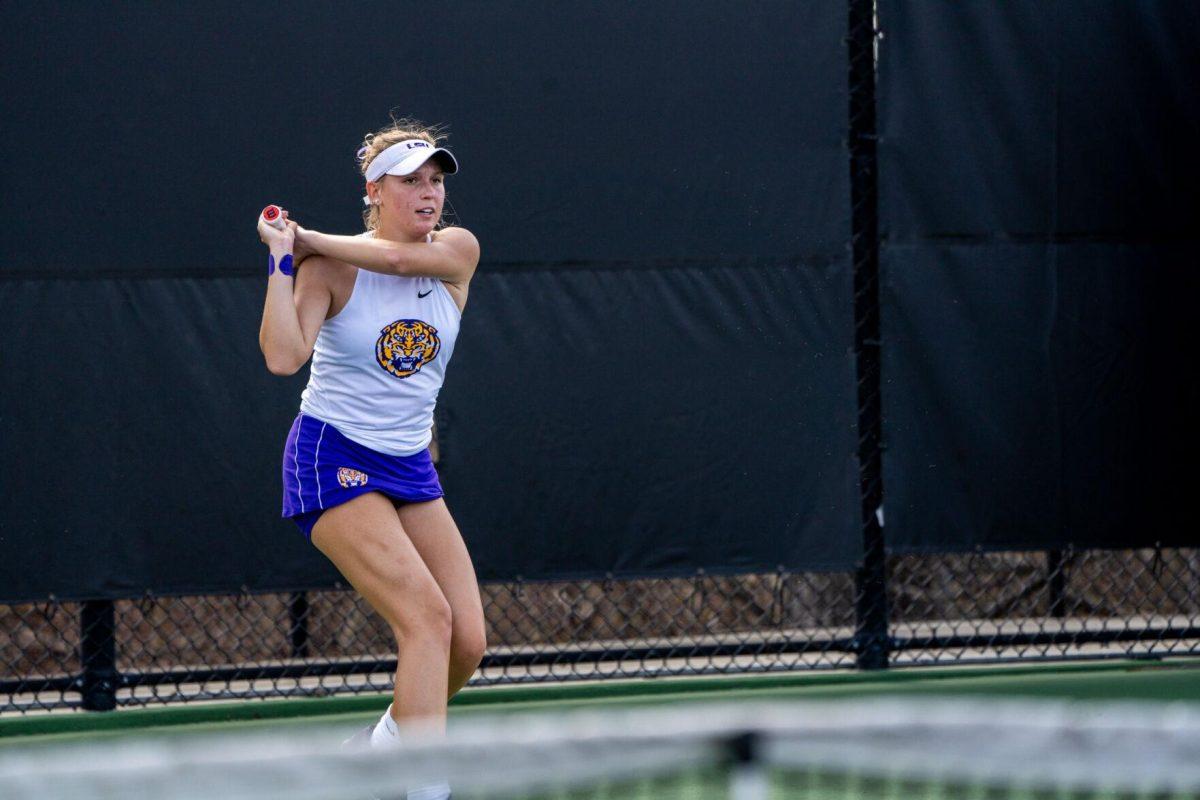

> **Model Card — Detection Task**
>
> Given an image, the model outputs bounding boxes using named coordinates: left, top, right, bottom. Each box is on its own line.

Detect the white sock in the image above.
left=370, top=705, right=451, bottom=798
left=369, top=704, right=399, bottom=749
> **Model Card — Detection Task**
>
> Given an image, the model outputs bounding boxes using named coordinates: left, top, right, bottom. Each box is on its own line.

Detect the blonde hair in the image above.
left=357, top=117, right=448, bottom=232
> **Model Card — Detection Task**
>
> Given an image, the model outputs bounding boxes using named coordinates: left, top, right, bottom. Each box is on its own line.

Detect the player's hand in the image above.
left=286, top=219, right=315, bottom=261
left=258, top=208, right=296, bottom=248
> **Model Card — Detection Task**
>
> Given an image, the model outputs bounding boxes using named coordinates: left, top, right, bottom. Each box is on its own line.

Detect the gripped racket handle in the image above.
left=260, top=204, right=285, bottom=230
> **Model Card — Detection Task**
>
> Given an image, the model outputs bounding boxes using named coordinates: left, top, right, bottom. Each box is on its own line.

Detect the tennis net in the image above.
left=2, top=697, right=1198, bottom=799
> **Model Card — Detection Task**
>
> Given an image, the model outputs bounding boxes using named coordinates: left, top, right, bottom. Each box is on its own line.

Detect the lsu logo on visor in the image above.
left=337, top=467, right=369, bottom=488
left=376, top=319, right=440, bottom=379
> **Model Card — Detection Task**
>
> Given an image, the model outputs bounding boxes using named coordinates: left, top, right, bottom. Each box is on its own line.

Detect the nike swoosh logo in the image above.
left=418, top=289, right=433, bottom=298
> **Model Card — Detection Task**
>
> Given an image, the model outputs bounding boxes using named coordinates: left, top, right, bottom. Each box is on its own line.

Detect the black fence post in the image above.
left=848, top=0, right=890, bottom=670
left=80, top=599, right=117, bottom=711
left=288, top=591, right=310, bottom=659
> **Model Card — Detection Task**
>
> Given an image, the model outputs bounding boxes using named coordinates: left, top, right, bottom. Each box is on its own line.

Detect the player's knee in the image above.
left=427, top=598, right=455, bottom=647
left=452, top=623, right=487, bottom=675
left=388, top=587, right=453, bottom=650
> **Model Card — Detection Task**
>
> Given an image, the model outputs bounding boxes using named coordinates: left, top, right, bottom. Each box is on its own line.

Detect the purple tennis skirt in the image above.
left=282, top=413, right=443, bottom=538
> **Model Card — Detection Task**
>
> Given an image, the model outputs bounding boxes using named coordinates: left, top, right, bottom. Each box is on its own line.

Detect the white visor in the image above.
left=364, top=139, right=459, bottom=182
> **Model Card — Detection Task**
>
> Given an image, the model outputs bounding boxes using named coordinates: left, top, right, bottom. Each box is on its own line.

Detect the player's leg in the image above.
left=312, top=491, right=452, bottom=726
left=398, top=497, right=487, bottom=697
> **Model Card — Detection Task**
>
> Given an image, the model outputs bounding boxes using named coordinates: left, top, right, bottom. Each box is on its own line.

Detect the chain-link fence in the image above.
left=3, top=548, right=1196, bottom=714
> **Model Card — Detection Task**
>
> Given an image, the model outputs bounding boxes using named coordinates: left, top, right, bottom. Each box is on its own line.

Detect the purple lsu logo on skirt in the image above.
left=282, top=413, right=443, bottom=538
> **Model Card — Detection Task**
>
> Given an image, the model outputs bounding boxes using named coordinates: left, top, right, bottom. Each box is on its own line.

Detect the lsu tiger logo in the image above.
left=375, top=319, right=440, bottom=379
left=337, top=467, right=369, bottom=488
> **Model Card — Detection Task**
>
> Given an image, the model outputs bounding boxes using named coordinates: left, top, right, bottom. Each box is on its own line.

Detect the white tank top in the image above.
left=299, top=240, right=461, bottom=456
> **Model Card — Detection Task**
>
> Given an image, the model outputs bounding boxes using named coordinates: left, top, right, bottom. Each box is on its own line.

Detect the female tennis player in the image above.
left=256, top=120, right=484, bottom=763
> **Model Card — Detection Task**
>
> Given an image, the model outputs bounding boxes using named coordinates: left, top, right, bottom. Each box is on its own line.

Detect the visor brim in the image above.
left=383, top=147, right=459, bottom=177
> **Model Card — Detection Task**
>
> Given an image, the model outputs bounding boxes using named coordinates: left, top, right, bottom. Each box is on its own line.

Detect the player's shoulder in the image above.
left=433, top=226, right=479, bottom=251
left=432, top=226, right=480, bottom=272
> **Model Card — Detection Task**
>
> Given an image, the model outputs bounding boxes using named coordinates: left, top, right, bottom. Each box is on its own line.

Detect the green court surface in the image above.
left=2, top=658, right=1197, bottom=746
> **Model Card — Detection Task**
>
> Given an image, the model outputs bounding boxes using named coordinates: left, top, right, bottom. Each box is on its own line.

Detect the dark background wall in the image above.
left=3, top=2, right=1195, bottom=603
left=877, top=1, right=1199, bottom=552
left=0, top=2, right=860, bottom=600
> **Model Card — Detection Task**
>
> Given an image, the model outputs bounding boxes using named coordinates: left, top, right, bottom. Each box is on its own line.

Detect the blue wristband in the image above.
left=268, top=253, right=295, bottom=277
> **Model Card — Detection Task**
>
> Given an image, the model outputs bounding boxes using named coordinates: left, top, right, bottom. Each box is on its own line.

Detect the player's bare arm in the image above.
left=293, top=225, right=479, bottom=286
left=256, top=210, right=335, bottom=376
